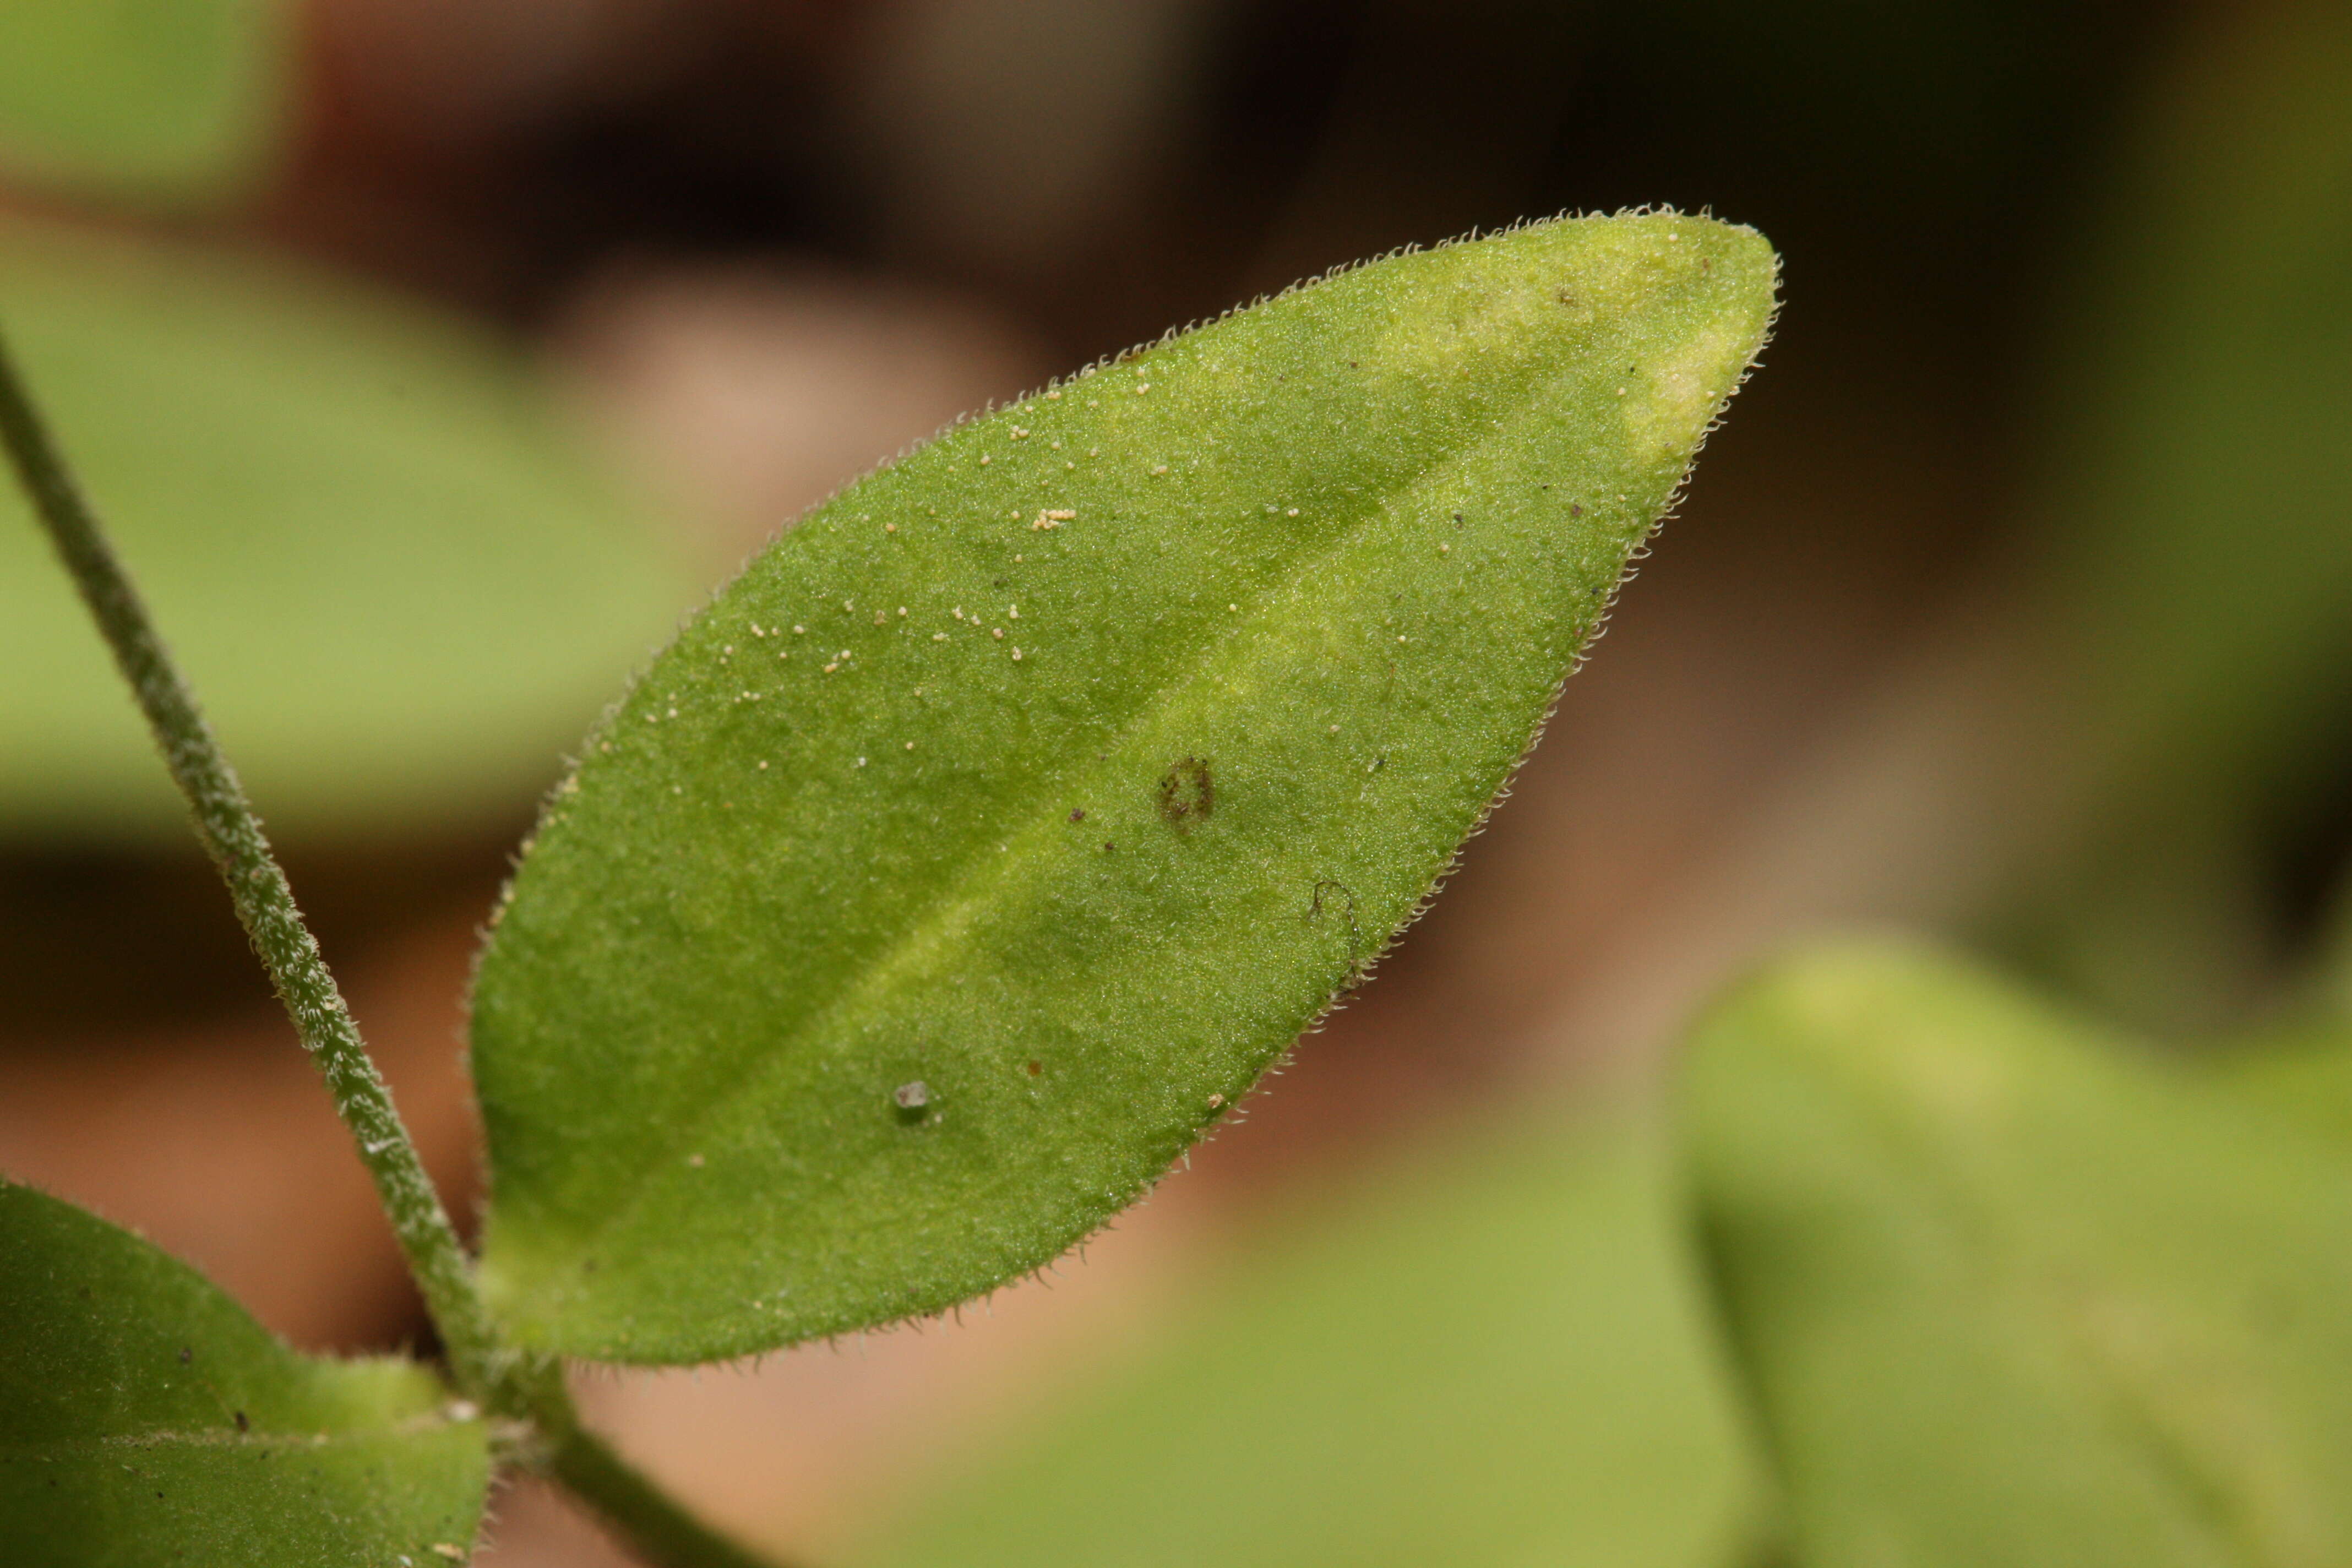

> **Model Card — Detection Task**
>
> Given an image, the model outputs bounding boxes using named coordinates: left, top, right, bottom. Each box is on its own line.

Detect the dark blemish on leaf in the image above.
left=1103, top=841, right=1115, bottom=852
left=1026, top=1060, right=1043, bottom=1076
left=1309, top=880, right=1365, bottom=956
left=234, top=1411, right=249, bottom=1433
left=1555, top=288, right=1576, bottom=306
left=1069, top=808, right=1086, bottom=822
left=1452, top=513, right=1464, bottom=527
left=1570, top=504, right=1582, bottom=517
left=1157, top=757, right=1213, bottom=831
left=178, top=1348, right=192, bottom=1365
left=894, top=1080, right=932, bottom=1113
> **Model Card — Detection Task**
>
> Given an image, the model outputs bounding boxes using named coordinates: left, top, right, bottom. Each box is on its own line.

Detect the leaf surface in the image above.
left=0, top=0, right=292, bottom=204
left=471, top=211, right=1778, bottom=1362
left=0, top=214, right=695, bottom=839
left=1686, top=942, right=2352, bottom=1567
left=0, top=1179, right=490, bottom=1566
left=854, top=1108, right=1767, bottom=1568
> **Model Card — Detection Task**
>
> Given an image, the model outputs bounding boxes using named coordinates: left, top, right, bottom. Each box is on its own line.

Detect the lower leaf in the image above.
left=0, top=1179, right=491, bottom=1567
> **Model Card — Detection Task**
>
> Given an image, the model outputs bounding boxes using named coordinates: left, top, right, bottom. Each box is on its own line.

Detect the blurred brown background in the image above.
left=13, top=0, right=2350, bottom=1560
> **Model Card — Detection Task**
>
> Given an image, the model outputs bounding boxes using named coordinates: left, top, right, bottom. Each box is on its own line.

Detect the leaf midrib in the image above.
left=496, top=329, right=1643, bottom=1322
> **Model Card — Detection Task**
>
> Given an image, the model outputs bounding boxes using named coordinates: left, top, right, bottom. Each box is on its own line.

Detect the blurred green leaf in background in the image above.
left=0, top=0, right=294, bottom=205
left=1687, top=942, right=2352, bottom=1568
left=0, top=214, right=696, bottom=841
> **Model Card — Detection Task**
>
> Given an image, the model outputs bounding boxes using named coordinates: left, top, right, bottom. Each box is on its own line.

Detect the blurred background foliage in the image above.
left=1, top=0, right=2348, bottom=1564
left=0, top=0, right=294, bottom=202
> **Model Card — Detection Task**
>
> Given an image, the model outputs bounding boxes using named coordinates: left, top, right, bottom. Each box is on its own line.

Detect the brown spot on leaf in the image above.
left=1157, top=757, right=1214, bottom=832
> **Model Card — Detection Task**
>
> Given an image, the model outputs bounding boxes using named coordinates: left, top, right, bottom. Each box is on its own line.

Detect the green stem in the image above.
left=1, top=325, right=792, bottom=1568
left=531, top=1396, right=786, bottom=1568
left=0, top=328, right=500, bottom=1394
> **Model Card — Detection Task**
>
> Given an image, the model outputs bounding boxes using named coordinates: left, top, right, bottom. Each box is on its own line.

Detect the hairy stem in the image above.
left=1, top=326, right=792, bottom=1568
left=0, top=329, right=500, bottom=1396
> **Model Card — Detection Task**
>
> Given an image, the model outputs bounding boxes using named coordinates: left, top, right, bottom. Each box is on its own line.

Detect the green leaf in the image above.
left=0, top=1178, right=490, bottom=1566
left=2208, top=1020, right=2352, bottom=1158
left=853, top=1108, right=1768, bottom=1568
left=471, top=211, right=1778, bottom=1363
left=0, top=214, right=696, bottom=839
left=1685, top=941, right=2352, bottom=1567
left=0, top=0, right=293, bottom=205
